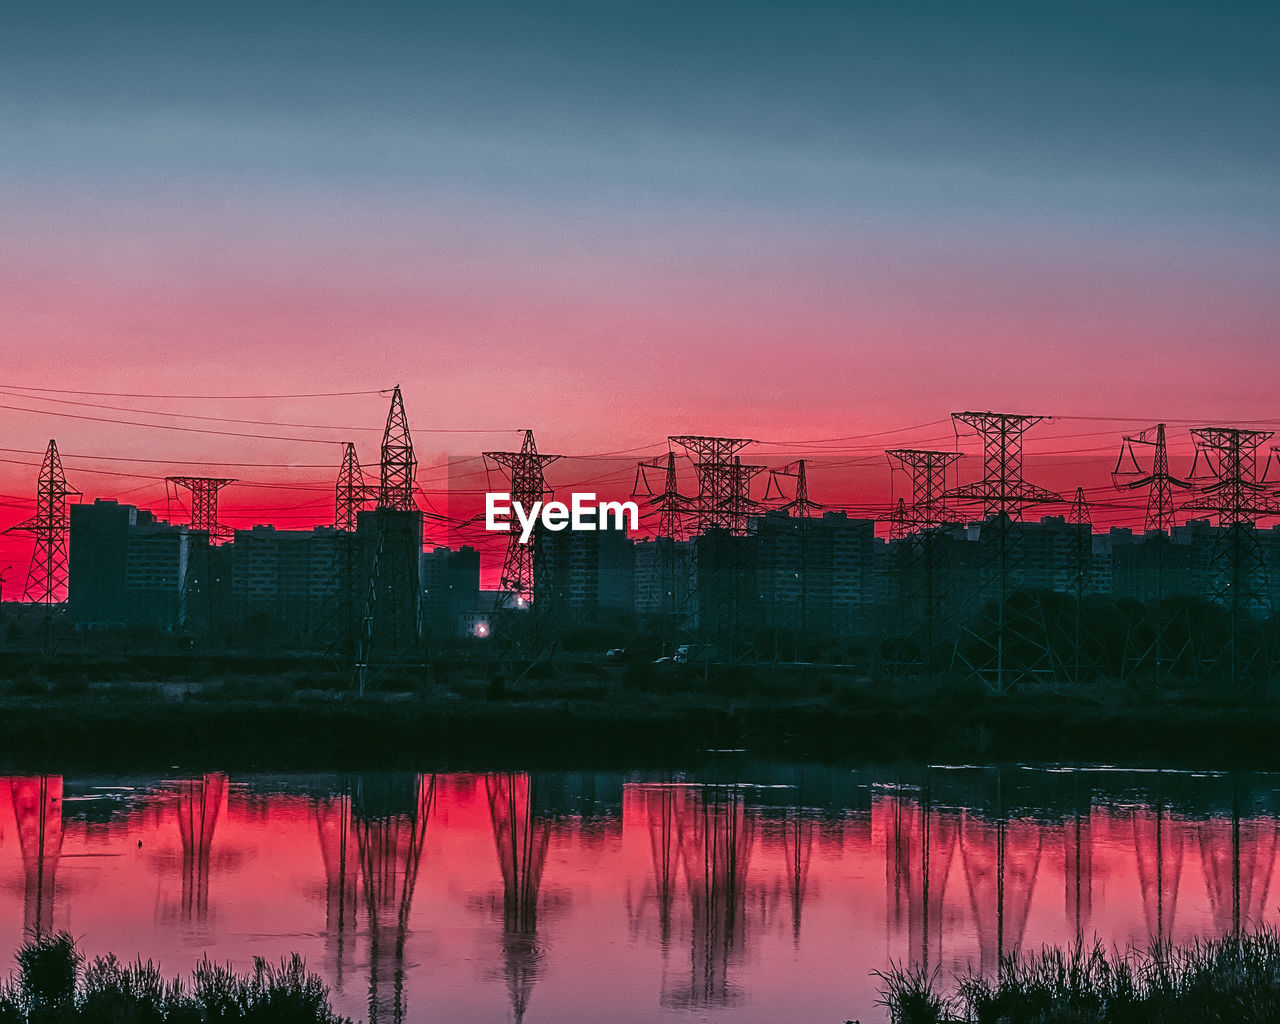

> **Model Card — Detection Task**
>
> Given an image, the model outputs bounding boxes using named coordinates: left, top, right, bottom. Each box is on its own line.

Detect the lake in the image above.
left=1, top=759, right=1277, bottom=1023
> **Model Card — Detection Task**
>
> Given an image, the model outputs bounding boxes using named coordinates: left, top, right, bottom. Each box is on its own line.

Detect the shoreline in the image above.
left=0, top=669, right=1278, bottom=771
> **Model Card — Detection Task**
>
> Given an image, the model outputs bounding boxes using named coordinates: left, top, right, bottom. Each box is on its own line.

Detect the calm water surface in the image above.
left=2, top=761, right=1278, bottom=1023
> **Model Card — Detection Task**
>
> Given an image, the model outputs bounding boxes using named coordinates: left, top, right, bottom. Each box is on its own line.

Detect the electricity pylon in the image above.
left=634, top=449, right=689, bottom=652
left=670, top=436, right=764, bottom=664
left=483, top=430, right=562, bottom=677
left=945, top=412, right=1061, bottom=693
left=6, top=440, right=80, bottom=605
left=1182, top=427, right=1280, bottom=689
left=883, top=449, right=963, bottom=682
left=1112, top=424, right=1191, bottom=681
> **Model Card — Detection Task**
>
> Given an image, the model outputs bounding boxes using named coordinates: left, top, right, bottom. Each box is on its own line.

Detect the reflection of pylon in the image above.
left=6, top=441, right=80, bottom=605
left=354, top=774, right=435, bottom=1024
left=883, top=450, right=963, bottom=679
left=314, top=792, right=360, bottom=991
left=959, top=811, right=1043, bottom=975
left=664, top=786, right=755, bottom=1010
left=1133, top=791, right=1183, bottom=942
left=1113, top=424, right=1192, bottom=681
left=1195, top=786, right=1279, bottom=937
left=10, top=776, right=63, bottom=935
left=1183, top=427, right=1280, bottom=688
left=946, top=412, right=1061, bottom=693
left=1062, top=783, right=1092, bottom=938
left=486, top=773, right=551, bottom=1024
left=876, top=787, right=956, bottom=971
left=175, top=773, right=227, bottom=925
left=782, top=808, right=813, bottom=946
left=641, top=784, right=684, bottom=948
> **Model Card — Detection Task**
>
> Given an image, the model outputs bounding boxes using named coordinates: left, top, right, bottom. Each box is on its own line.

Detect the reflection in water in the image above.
left=10, top=776, right=62, bottom=935
left=314, top=790, right=359, bottom=988
left=666, top=785, right=758, bottom=1010
left=353, top=774, right=435, bottom=1024
left=782, top=803, right=813, bottom=946
left=174, top=773, right=226, bottom=926
left=486, top=773, right=550, bottom=1024
left=2, top=766, right=1280, bottom=1023
left=1133, top=785, right=1183, bottom=942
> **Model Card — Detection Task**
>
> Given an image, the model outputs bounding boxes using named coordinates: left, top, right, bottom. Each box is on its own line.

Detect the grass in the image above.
left=0, top=931, right=352, bottom=1023
left=875, top=927, right=1280, bottom=1023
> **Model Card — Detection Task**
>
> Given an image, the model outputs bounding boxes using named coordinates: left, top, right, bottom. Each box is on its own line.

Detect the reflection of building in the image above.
left=353, top=773, right=435, bottom=1024
left=487, top=773, right=550, bottom=1024
left=9, top=776, right=63, bottom=934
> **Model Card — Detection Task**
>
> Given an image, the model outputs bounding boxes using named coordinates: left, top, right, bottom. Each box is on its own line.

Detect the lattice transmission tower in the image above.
left=634, top=449, right=690, bottom=650
left=1112, top=423, right=1191, bottom=680
left=6, top=440, right=80, bottom=605
left=944, top=412, right=1061, bottom=693
left=377, top=386, right=417, bottom=512
left=335, top=442, right=376, bottom=533
left=166, top=477, right=236, bottom=538
left=762, top=460, right=825, bottom=658
left=1065, top=487, right=1097, bottom=685
left=357, top=388, right=424, bottom=691
left=483, top=430, right=563, bottom=681
left=484, top=430, right=562, bottom=609
left=328, top=442, right=377, bottom=668
left=166, top=476, right=235, bottom=637
left=1182, top=427, right=1280, bottom=689
left=882, top=449, right=963, bottom=681
left=670, top=436, right=763, bottom=662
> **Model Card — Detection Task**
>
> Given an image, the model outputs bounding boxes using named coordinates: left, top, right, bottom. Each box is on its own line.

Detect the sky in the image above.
left=0, top=1, right=1278, bottom=574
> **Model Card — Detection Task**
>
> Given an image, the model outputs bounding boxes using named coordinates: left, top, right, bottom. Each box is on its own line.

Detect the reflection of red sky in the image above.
left=0, top=776, right=1272, bottom=1022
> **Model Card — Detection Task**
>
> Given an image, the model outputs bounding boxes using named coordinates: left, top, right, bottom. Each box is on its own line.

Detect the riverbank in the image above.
left=0, top=931, right=350, bottom=1023
left=1, top=660, right=1279, bottom=770
left=875, top=927, right=1280, bottom=1024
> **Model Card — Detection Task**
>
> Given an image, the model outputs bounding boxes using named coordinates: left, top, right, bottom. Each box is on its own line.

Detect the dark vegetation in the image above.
left=4, top=588, right=1280, bottom=771
left=0, top=931, right=350, bottom=1023
left=1, top=646, right=1280, bottom=771
left=875, top=928, right=1280, bottom=1024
